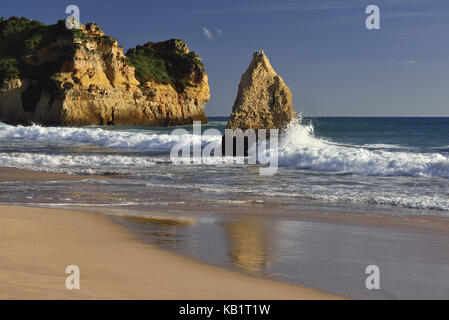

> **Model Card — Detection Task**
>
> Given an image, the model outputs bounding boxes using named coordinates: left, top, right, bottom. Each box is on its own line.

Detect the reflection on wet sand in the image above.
left=122, top=215, right=194, bottom=247
left=110, top=211, right=449, bottom=299
left=221, top=216, right=274, bottom=274
left=114, top=213, right=276, bottom=275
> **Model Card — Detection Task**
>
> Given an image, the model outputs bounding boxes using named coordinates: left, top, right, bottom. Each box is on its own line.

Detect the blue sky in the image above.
left=3, top=0, right=449, bottom=116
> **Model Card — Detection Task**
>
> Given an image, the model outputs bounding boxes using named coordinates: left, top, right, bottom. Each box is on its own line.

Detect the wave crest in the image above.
left=277, top=120, right=449, bottom=178
left=2, top=121, right=449, bottom=179
left=0, top=124, right=221, bottom=151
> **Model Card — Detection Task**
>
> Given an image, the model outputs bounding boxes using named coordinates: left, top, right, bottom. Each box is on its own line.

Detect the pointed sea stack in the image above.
left=222, top=51, right=297, bottom=155
left=227, top=50, right=296, bottom=131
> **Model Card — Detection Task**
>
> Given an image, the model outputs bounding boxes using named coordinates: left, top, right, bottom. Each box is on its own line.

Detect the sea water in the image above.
left=1, top=117, right=449, bottom=299
left=1, top=117, right=449, bottom=214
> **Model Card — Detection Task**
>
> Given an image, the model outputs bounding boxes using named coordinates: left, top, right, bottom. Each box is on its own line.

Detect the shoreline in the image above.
left=0, top=167, right=129, bottom=182
left=0, top=205, right=341, bottom=299
left=2, top=167, right=449, bottom=299
left=2, top=166, right=449, bottom=234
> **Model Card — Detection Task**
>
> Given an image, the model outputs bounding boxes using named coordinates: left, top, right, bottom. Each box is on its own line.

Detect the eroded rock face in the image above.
left=0, top=18, right=209, bottom=126
left=227, top=51, right=296, bottom=131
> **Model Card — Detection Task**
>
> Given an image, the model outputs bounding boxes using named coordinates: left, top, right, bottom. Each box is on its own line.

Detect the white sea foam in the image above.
left=2, top=121, right=449, bottom=179
left=2, top=121, right=449, bottom=213
left=276, top=121, right=449, bottom=178
left=361, top=143, right=408, bottom=150
left=0, top=124, right=221, bottom=151
left=0, top=152, right=159, bottom=174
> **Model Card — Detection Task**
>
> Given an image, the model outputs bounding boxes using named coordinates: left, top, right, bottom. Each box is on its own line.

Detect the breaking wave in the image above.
left=1, top=121, right=449, bottom=179
left=0, top=123, right=221, bottom=151
left=0, top=152, right=160, bottom=175
left=277, top=121, right=449, bottom=178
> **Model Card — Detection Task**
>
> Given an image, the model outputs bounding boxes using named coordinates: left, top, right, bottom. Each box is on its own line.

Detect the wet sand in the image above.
left=0, top=205, right=340, bottom=300
left=0, top=167, right=127, bottom=182
left=2, top=166, right=449, bottom=233
left=1, top=167, right=448, bottom=299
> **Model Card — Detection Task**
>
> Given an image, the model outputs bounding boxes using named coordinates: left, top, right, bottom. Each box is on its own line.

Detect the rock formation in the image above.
left=226, top=50, right=296, bottom=131
left=222, top=51, right=297, bottom=156
left=0, top=17, right=209, bottom=126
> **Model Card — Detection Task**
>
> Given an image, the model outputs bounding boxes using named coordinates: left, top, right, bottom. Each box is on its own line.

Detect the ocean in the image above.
left=1, top=116, right=449, bottom=299
left=1, top=117, right=449, bottom=214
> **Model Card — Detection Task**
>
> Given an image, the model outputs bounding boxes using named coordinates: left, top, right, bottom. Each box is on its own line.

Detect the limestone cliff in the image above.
left=0, top=17, right=209, bottom=126
left=227, top=50, right=296, bottom=131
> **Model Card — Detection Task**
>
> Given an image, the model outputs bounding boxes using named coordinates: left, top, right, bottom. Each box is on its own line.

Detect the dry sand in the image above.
left=0, top=205, right=341, bottom=300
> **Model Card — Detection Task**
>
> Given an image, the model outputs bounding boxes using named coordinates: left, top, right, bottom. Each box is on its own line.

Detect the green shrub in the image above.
left=126, top=46, right=171, bottom=84
left=0, top=17, right=206, bottom=96
left=126, top=39, right=205, bottom=92
left=0, top=58, right=20, bottom=80
left=0, top=17, right=68, bottom=82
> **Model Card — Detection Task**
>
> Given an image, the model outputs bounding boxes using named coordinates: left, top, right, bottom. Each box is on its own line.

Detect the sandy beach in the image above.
left=1, top=167, right=449, bottom=299
left=0, top=204, right=340, bottom=300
